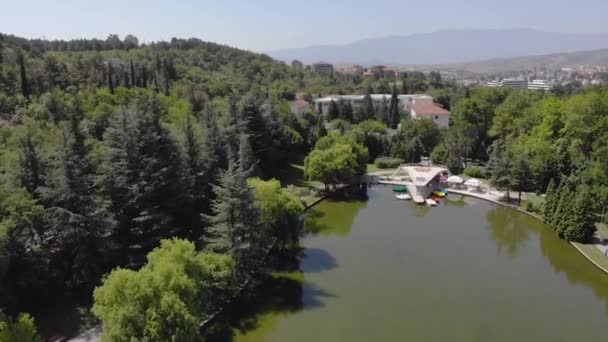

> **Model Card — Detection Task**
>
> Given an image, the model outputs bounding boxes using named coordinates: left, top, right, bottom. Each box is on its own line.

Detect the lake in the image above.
left=218, top=186, right=608, bottom=342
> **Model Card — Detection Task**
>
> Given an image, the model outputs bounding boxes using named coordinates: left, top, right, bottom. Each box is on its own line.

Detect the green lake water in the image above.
left=221, top=186, right=608, bottom=341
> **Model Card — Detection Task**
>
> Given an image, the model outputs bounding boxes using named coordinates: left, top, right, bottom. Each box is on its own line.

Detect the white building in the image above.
left=314, top=94, right=433, bottom=115
left=528, top=79, right=551, bottom=91
left=500, top=77, right=528, bottom=89
left=410, top=100, right=451, bottom=128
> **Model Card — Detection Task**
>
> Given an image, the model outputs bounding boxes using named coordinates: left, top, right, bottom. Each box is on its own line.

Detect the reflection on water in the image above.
left=486, top=205, right=608, bottom=316
left=486, top=206, right=531, bottom=257
left=302, top=199, right=367, bottom=236
left=443, top=194, right=468, bottom=207
left=209, top=187, right=608, bottom=342
left=206, top=248, right=336, bottom=342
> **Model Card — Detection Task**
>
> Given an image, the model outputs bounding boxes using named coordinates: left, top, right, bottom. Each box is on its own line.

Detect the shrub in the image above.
left=524, top=201, right=540, bottom=213
left=374, top=157, right=404, bottom=169
left=0, top=313, right=42, bottom=342
left=463, top=166, right=484, bottom=178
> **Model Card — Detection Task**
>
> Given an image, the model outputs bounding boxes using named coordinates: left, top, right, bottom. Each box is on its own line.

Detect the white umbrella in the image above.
left=464, top=178, right=482, bottom=187
left=447, top=175, right=464, bottom=184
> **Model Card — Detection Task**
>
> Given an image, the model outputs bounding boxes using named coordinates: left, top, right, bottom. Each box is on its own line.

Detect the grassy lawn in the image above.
left=572, top=242, right=608, bottom=272
left=366, top=164, right=396, bottom=174
left=595, top=223, right=608, bottom=240
left=524, top=193, right=545, bottom=207
left=279, top=160, right=324, bottom=207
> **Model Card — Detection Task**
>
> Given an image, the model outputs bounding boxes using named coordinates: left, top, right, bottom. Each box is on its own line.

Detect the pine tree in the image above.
left=376, top=96, right=389, bottom=124
left=511, top=152, right=533, bottom=204
left=130, top=97, right=192, bottom=247
left=103, top=97, right=192, bottom=266
left=543, top=179, right=557, bottom=222
left=202, top=105, right=227, bottom=181
left=19, top=133, right=46, bottom=198
left=102, top=108, right=139, bottom=264
left=107, top=61, right=114, bottom=94
left=400, top=75, right=409, bottom=94
left=141, top=64, right=147, bottom=87
left=44, top=106, right=114, bottom=291
left=355, top=90, right=375, bottom=123
left=182, top=113, right=206, bottom=238
left=238, top=133, right=258, bottom=176
left=316, top=113, right=327, bottom=140
left=564, top=191, right=596, bottom=242
left=554, top=185, right=574, bottom=237
left=327, top=100, right=339, bottom=121
left=153, top=73, right=160, bottom=93
left=388, top=84, right=400, bottom=128
left=17, top=51, right=28, bottom=99
left=204, top=159, right=262, bottom=281
left=129, top=60, right=136, bottom=87
left=489, top=141, right=513, bottom=202
left=339, top=100, right=353, bottom=122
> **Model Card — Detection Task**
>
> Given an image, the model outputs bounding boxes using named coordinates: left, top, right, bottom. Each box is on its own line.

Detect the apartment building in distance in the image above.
left=486, top=77, right=552, bottom=91
left=314, top=94, right=432, bottom=115
left=527, top=79, right=551, bottom=91
left=312, top=62, right=334, bottom=76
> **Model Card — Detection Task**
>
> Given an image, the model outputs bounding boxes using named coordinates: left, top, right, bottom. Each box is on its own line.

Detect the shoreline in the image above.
left=375, top=180, right=608, bottom=275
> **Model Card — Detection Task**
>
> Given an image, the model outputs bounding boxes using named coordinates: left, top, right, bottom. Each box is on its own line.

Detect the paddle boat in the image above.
left=395, top=193, right=412, bottom=200
left=393, top=185, right=408, bottom=193
left=426, top=198, right=437, bottom=206
left=432, top=189, right=448, bottom=198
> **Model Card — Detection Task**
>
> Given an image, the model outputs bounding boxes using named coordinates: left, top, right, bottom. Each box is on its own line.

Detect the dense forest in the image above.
left=0, top=32, right=607, bottom=341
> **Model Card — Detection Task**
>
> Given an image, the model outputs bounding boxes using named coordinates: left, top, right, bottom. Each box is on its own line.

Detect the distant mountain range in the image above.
left=267, top=29, right=608, bottom=66
left=435, top=48, right=608, bottom=74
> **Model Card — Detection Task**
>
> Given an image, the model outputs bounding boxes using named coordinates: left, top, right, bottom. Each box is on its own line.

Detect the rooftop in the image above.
left=411, top=101, right=451, bottom=116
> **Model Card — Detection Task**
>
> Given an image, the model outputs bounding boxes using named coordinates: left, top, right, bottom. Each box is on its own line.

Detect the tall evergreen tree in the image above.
left=181, top=113, right=206, bottom=239
left=238, top=133, right=258, bottom=176
left=327, top=100, right=339, bottom=121
left=19, top=133, right=46, bottom=198
left=376, top=96, right=389, bottom=123
left=107, top=62, right=114, bottom=94
left=489, top=141, right=513, bottom=201
left=17, top=51, right=28, bottom=99
left=554, top=185, right=575, bottom=238
left=355, top=89, right=375, bottom=123
left=204, top=159, right=262, bottom=281
left=339, top=100, right=353, bottom=122
left=543, top=179, right=558, bottom=223
left=400, top=74, right=409, bottom=94
left=103, top=97, right=192, bottom=266
left=102, top=107, right=139, bottom=264
left=388, top=84, right=400, bottom=128
left=43, top=105, right=114, bottom=291
left=511, top=152, right=534, bottom=204
left=141, top=64, right=147, bottom=87
left=129, top=60, right=136, bottom=87
left=564, top=191, right=596, bottom=242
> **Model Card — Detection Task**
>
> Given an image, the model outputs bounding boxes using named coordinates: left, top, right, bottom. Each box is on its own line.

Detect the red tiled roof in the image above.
left=412, top=101, right=451, bottom=116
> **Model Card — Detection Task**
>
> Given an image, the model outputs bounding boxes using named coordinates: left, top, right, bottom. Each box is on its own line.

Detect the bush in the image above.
left=524, top=201, right=540, bottom=213
left=0, top=313, right=42, bottom=342
left=374, top=157, right=404, bottom=169
left=463, top=166, right=484, bottom=178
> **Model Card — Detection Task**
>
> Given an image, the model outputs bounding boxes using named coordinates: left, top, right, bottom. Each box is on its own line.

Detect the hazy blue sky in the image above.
left=1, top=0, right=607, bottom=51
